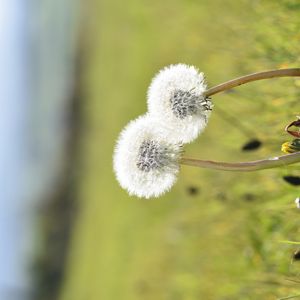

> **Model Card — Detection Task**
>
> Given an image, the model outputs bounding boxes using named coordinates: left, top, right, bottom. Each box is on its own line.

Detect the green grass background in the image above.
left=60, top=0, right=300, bottom=299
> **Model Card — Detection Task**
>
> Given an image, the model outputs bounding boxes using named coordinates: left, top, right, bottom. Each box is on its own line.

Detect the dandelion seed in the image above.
left=113, top=115, right=182, bottom=199
left=295, top=197, right=300, bottom=209
left=147, top=64, right=212, bottom=143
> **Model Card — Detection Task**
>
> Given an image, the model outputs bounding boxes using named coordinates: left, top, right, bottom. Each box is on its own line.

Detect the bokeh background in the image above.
left=1, top=1, right=300, bottom=299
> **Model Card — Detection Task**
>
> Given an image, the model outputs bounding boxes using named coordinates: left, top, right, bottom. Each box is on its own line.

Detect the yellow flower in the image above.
left=281, top=139, right=300, bottom=154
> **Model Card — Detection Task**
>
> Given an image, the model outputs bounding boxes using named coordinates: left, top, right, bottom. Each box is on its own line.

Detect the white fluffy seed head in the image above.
left=113, top=115, right=182, bottom=199
left=147, top=64, right=213, bottom=143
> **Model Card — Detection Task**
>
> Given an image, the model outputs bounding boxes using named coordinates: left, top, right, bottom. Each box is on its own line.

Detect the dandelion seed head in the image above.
left=113, top=115, right=182, bottom=199
left=137, top=140, right=169, bottom=172
left=147, top=64, right=212, bottom=143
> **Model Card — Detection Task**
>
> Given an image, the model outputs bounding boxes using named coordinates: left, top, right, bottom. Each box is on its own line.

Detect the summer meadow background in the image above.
left=2, top=1, right=300, bottom=299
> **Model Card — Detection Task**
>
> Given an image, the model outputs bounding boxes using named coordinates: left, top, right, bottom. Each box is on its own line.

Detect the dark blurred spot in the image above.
left=216, top=192, right=227, bottom=202
left=283, top=176, right=300, bottom=186
left=186, top=186, right=199, bottom=196
left=243, top=193, right=256, bottom=202
left=241, top=139, right=262, bottom=151
left=135, top=280, right=150, bottom=294
left=293, top=249, right=300, bottom=260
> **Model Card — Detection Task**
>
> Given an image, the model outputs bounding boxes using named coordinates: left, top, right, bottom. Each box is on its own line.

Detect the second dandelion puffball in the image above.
left=147, top=64, right=212, bottom=143
left=113, top=115, right=182, bottom=198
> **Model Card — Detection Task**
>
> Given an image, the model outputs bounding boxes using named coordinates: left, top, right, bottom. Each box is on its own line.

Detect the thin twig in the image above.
left=180, top=152, right=300, bottom=172
left=205, top=68, right=300, bottom=97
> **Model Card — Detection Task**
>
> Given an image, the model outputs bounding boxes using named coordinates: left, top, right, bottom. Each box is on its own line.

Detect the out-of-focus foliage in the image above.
left=59, top=0, right=300, bottom=299
left=253, top=0, right=300, bottom=67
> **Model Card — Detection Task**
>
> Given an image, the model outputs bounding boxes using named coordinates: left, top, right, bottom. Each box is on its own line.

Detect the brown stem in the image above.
left=205, top=68, right=300, bottom=97
left=180, top=152, right=300, bottom=172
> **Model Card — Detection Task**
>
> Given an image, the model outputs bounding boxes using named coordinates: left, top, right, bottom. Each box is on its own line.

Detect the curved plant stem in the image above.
left=183, top=68, right=300, bottom=171
left=205, top=68, right=300, bottom=97
left=180, top=152, right=300, bottom=172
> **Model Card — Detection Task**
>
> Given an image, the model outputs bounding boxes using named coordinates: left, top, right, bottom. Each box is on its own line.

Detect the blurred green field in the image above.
left=60, top=0, right=300, bottom=299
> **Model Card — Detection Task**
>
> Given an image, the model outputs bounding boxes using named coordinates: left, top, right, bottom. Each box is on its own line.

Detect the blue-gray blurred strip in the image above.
left=0, top=0, right=80, bottom=299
